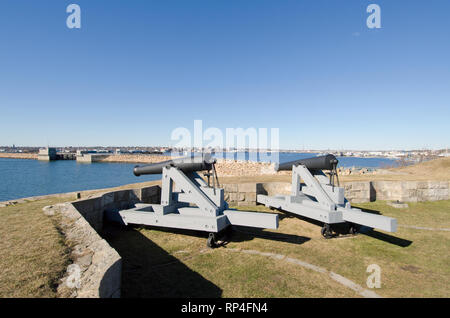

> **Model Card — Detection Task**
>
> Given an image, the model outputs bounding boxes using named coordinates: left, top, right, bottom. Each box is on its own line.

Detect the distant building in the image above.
left=38, top=147, right=57, bottom=161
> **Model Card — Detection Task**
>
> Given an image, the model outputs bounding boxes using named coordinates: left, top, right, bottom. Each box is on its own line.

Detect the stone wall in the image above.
left=371, top=181, right=449, bottom=202
left=224, top=182, right=292, bottom=206
left=342, top=182, right=375, bottom=203
left=327, top=181, right=449, bottom=203
left=224, top=180, right=450, bottom=205
left=43, top=202, right=122, bottom=298
left=343, top=181, right=449, bottom=203
left=222, top=183, right=258, bottom=206
left=70, top=186, right=160, bottom=231
left=43, top=185, right=161, bottom=298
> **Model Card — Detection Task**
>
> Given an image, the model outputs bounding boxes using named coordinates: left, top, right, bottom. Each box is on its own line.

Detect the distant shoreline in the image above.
left=0, top=152, right=399, bottom=162
left=0, top=153, right=37, bottom=160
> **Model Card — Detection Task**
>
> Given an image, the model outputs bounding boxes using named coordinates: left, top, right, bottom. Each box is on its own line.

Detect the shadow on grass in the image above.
left=101, top=222, right=222, bottom=298
left=272, top=208, right=412, bottom=247
left=356, top=207, right=382, bottom=215
left=356, top=207, right=413, bottom=247
left=359, top=227, right=413, bottom=247
left=119, top=222, right=311, bottom=247
left=229, top=226, right=311, bottom=245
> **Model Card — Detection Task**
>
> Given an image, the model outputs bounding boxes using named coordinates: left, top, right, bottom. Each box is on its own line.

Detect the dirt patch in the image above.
left=401, top=265, right=421, bottom=274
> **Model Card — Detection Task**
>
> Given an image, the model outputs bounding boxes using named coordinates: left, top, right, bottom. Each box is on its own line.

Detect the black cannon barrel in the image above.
left=275, top=154, right=338, bottom=171
left=133, top=154, right=216, bottom=176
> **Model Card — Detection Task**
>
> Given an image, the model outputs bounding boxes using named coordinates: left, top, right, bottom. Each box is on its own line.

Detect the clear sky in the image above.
left=0, top=0, right=449, bottom=150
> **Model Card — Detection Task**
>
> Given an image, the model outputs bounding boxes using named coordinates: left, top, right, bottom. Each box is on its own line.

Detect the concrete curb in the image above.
left=226, top=248, right=381, bottom=298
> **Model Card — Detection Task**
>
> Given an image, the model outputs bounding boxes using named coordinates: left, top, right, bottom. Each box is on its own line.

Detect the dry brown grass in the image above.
left=219, top=157, right=450, bottom=183
left=0, top=196, right=76, bottom=297
left=339, top=158, right=450, bottom=182
left=386, top=157, right=450, bottom=179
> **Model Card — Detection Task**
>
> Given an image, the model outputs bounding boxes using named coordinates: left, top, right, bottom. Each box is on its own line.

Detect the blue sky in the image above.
left=0, top=0, right=449, bottom=150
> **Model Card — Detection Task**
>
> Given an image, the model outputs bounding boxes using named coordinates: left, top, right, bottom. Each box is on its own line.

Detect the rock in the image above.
left=387, top=201, right=408, bottom=209
left=359, top=168, right=369, bottom=174
left=43, top=205, right=55, bottom=216
left=76, top=253, right=93, bottom=269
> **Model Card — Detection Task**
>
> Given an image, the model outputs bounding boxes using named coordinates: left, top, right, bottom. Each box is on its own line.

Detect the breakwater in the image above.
left=0, top=153, right=36, bottom=159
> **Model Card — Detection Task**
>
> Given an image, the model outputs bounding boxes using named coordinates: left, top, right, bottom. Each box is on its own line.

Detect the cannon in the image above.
left=275, top=154, right=338, bottom=171
left=114, top=154, right=279, bottom=247
left=133, top=155, right=215, bottom=176
left=257, top=155, right=397, bottom=238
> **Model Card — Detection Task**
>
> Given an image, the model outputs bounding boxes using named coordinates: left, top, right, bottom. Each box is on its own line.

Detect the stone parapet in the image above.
left=42, top=185, right=161, bottom=298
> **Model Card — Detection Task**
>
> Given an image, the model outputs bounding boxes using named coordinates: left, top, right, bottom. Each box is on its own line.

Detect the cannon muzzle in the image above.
left=133, top=154, right=216, bottom=176
left=275, top=154, right=338, bottom=171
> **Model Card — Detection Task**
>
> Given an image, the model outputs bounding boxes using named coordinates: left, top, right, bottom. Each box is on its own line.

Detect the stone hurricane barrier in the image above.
left=98, top=156, right=379, bottom=177
left=0, top=153, right=37, bottom=159
left=98, top=156, right=289, bottom=177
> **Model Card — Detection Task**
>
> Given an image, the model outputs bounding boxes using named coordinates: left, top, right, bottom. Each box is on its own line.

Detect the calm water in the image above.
left=0, top=159, right=160, bottom=202
left=0, top=153, right=397, bottom=202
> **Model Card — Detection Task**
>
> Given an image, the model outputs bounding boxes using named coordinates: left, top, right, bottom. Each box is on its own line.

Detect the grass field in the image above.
left=0, top=196, right=75, bottom=297
left=0, top=187, right=448, bottom=297
left=102, top=200, right=450, bottom=298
